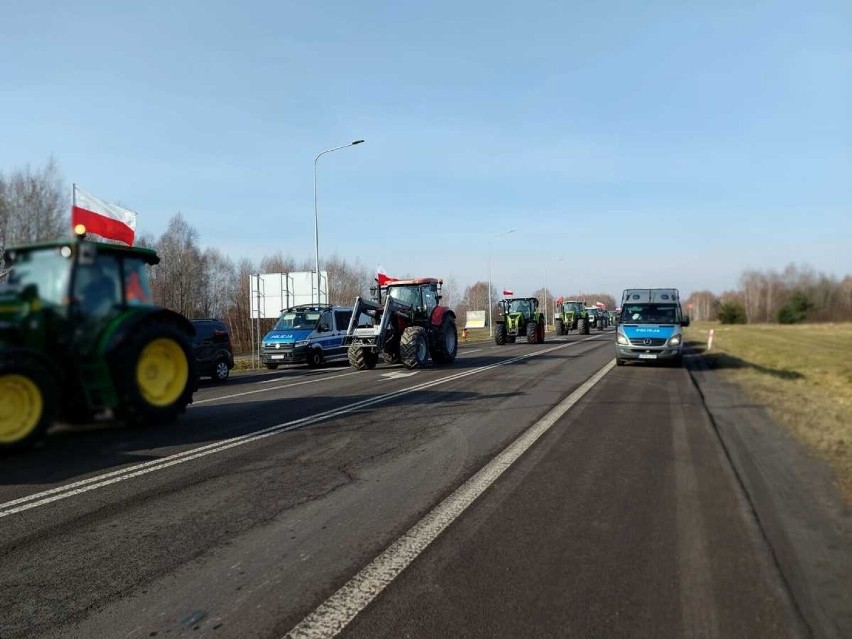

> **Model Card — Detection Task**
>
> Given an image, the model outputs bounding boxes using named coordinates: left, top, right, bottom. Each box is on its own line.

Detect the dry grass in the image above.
left=686, top=322, right=852, bottom=500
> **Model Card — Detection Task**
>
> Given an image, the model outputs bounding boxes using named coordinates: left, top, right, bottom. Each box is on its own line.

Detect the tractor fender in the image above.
left=430, top=306, right=455, bottom=327
left=97, top=308, right=196, bottom=358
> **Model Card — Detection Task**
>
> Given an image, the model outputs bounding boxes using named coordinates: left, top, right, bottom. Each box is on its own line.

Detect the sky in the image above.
left=1, top=0, right=850, bottom=302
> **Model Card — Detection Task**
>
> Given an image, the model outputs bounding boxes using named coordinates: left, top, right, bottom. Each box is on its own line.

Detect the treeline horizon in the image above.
left=2, top=159, right=850, bottom=350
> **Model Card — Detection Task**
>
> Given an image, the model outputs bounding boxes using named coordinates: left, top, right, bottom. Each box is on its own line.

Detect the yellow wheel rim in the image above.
left=135, top=338, right=189, bottom=407
left=0, top=374, right=44, bottom=444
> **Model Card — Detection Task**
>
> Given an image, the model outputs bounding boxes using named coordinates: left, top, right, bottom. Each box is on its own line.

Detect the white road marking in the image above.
left=284, top=359, right=616, bottom=639
left=0, top=336, right=604, bottom=519
left=460, top=348, right=482, bottom=354
left=193, top=371, right=363, bottom=404
left=380, top=371, right=419, bottom=380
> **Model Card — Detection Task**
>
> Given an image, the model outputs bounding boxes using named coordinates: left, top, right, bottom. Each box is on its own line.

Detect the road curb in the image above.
left=685, top=352, right=852, bottom=639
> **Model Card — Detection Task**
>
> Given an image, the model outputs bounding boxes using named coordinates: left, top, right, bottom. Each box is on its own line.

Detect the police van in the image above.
left=261, top=305, right=354, bottom=369
left=615, top=289, right=690, bottom=366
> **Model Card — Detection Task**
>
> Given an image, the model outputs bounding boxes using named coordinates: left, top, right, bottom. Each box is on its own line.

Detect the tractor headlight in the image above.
left=616, top=333, right=629, bottom=345
left=668, top=334, right=682, bottom=346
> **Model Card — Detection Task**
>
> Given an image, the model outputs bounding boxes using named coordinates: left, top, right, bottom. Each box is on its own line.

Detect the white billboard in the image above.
left=465, top=310, right=486, bottom=328
left=250, top=271, right=328, bottom=319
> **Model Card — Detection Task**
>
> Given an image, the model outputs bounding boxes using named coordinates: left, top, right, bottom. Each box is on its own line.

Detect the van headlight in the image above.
left=668, top=334, right=682, bottom=346
left=296, top=340, right=310, bottom=347
left=616, top=333, right=629, bottom=345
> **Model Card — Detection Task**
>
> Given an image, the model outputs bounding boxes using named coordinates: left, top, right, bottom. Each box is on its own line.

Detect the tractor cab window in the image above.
left=507, top=299, right=531, bottom=315
left=73, top=254, right=122, bottom=315
left=5, top=247, right=71, bottom=306
left=389, top=285, right=422, bottom=310
left=123, top=258, right=153, bottom=305
left=422, top=286, right=438, bottom=312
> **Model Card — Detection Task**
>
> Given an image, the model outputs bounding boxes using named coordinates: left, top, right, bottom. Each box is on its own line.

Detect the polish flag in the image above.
left=502, top=289, right=514, bottom=296
left=72, top=185, right=137, bottom=246
left=377, top=266, right=398, bottom=286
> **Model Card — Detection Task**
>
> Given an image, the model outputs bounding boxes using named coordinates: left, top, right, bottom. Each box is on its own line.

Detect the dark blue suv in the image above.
left=191, top=319, right=235, bottom=382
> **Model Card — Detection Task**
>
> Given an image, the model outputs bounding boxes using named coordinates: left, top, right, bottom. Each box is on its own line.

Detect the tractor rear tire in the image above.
left=349, top=345, right=378, bottom=370
left=401, top=326, right=429, bottom=369
left=494, top=324, right=507, bottom=345
left=578, top=318, right=589, bottom=335
left=0, top=361, right=55, bottom=452
left=112, top=321, right=196, bottom=427
left=554, top=319, right=564, bottom=336
left=526, top=320, right=539, bottom=344
left=431, top=315, right=458, bottom=364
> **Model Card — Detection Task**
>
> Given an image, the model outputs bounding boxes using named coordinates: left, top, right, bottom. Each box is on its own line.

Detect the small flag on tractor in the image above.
left=72, top=185, right=137, bottom=246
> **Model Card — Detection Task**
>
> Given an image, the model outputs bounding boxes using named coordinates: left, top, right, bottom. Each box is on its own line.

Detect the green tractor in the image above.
left=0, top=227, right=197, bottom=452
left=494, top=297, right=545, bottom=345
left=553, top=299, right=590, bottom=335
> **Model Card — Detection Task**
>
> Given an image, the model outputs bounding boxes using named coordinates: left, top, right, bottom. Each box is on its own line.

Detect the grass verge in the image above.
left=685, top=321, right=852, bottom=501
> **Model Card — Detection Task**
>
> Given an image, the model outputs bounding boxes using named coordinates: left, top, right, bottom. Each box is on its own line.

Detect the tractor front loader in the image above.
left=494, top=297, right=545, bottom=345
left=343, top=278, right=457, bottom=370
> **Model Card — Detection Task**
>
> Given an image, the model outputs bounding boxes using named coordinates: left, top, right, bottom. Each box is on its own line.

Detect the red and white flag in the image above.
left=502, top=289, right=514, bottom=296
left=376, top=266, right=398, bottom=287
left=72, top=185, right=137, bottom=246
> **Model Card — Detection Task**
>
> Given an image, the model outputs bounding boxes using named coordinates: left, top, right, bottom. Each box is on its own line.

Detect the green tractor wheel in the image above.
left=112, top=322, right=195, bottom=426
left=554, top=318, right=564, bottom=336
left=578, top=318, right=589, bottom=335
left=431, top=315, right=458, bottom=364
left=401, top=326, right=429, bottom=369
left=0, top=362, right=55, bottom=451
left=349, top=344, right=378, bottom=370
left=494, top=323, right=507, bottom=345
left=526, top=320, right=539, bottom=344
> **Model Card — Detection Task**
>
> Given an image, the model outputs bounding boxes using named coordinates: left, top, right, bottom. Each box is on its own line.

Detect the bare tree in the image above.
left=151, top=213, right=205, bottom=318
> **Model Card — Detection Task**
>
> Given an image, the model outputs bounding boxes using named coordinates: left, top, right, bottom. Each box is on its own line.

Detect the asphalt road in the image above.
left=0, top=329, right=806, bottom=638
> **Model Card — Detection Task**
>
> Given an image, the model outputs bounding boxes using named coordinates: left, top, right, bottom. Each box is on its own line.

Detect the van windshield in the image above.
left=621, top=303, right=681, bottom=324
left=274, top=310, right=322, bottom=330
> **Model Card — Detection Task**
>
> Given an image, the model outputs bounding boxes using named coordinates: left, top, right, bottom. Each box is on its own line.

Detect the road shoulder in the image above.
left=686, top=352, right=852, bottom=639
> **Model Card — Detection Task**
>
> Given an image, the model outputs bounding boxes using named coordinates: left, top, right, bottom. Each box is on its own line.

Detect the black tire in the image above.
left=212, top=358, right=230, bottom=382
left=554, top=319, right=564, bottom=336
left=306, top=348, right=324, bottom=369
left=348, top=344, right=378, bottom=370
left=400, top=326, right=429, bottom=369
left=265, top=363, right=279, bottom=370
left=670, top=354, right=683, bottom=368
left=598, top=319, right=605, bottom=331
left=111, top=321, right=196, bottom=427
left=0, top=360, right=55, bottom=452
left=382, top=349, right=401, bottom=365
left=578, top=318, right=589, bottom=335
left=616, top=357, right=625, bottom=366
left=526, top=320, right=538, bottom=344
left=494, top=323, right=506, bottom=345
left=431, top=314, right=458, bottom=364
left=507, top=335, right=517, bottom=343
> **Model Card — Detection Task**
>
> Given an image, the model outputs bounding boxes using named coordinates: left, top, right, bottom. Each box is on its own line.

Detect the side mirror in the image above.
left=682, top=316, right=690, bottom=327
left=318, top=322, right=330, bottom=332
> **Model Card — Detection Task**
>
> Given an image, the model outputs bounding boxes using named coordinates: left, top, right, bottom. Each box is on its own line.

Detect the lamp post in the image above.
left=488, top=228, right=517, bottom=337
left=544, top=257, right=566, bottom=327
left=313, top=139, right=364, bottom=303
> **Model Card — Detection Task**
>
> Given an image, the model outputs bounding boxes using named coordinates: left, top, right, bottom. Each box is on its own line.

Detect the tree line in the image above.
left=3, top=159, right=850, bottom=345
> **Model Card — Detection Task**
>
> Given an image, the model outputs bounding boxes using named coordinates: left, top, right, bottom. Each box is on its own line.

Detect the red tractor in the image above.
left=343, top=278, right=457, bottom=370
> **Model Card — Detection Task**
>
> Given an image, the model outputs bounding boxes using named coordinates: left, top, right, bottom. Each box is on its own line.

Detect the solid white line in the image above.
left=0, top=338, right=603, bottom=519
left=284, top=358, right=616, bottom=639
left=194, top=371, right=363, bottom=404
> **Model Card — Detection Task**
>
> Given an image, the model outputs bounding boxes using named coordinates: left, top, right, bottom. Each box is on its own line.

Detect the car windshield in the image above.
left=274, top=310, right=322, bottom=330
left=621, top=303, right=680, bottom=324
left=5, top=247, right=71, bottom=306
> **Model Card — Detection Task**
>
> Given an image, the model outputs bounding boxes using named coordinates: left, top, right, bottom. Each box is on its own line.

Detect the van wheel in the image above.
left=265, top=364, right=279, bottom=370
left=307, top=349, right=324, bottom=368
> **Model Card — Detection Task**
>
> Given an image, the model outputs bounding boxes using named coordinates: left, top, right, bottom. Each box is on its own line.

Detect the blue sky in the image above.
left=2, top=0, right=849, bottom=300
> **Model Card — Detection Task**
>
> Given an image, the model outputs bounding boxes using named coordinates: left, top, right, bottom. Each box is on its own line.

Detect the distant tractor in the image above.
left=0, top=226, right=197, bottom=452
left=343, top=278, right=457, bottom=370
left=553, top=299, right=590, bottom=335
left=494, top=297, right=545, bottom=345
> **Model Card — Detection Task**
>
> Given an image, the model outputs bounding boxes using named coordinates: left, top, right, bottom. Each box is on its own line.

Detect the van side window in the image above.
left=335, top=310, right=352, bottom=331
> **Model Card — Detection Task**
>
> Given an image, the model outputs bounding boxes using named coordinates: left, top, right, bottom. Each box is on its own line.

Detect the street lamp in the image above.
left=488, top=228, right=517, bottom=337
left=544, top=257, right=566, bottom=327
left=313, top=139, right=364, bottom=303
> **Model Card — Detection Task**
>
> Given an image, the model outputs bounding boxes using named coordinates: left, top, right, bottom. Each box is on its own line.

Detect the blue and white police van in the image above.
left=615, top=289, right=690, bottom=367
left=261, top=305, right=354, bottom=369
